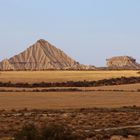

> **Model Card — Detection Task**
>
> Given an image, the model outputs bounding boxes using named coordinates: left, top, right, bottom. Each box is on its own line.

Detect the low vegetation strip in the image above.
left=0, top=107, right=140, bottom=140
left=14, top=123, right=140, bottom=140
left=0, top=76, right=140, bottom=88
left=0, top=88, right=82, bottom=92
left=0, top=88, right=140, bottom=92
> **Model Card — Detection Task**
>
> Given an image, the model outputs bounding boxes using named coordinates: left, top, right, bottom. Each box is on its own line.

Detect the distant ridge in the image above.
left=0, top=39, right=95, bottom=70
left=106, top=56, right=140, bottom=70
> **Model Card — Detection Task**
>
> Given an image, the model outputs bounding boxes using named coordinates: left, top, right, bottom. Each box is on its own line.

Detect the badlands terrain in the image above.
left=0, top=39, right=140, bottom=71
left=0, top=70, right=140, bottom=140
left=0, top=40, right=140, bottom=139
left=0, top=39, right=95, bottom=71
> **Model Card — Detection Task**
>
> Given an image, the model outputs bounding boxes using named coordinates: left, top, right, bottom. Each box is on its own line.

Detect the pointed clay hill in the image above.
left=0, top=39, right=95, bottom=70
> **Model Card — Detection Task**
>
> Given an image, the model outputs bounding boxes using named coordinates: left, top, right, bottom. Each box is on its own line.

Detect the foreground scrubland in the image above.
left=0, top=70, right=140, bottom=139
left=0, top=107, right=140, bottom=140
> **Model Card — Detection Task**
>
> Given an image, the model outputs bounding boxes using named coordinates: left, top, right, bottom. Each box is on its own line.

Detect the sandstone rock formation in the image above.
left=0, top=39, right=95, bottom=71
left=106, top=56, right=140, bottom=69
left=0, top=59, right=15, bottom=70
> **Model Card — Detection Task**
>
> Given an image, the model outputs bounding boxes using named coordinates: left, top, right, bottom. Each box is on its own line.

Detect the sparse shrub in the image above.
left=137, top=89, right=140, bottom=92
left=40, top=123, right=80, bottom=140
left=14, top=123, right=82, bottom=140
left=110, top=128, right=140, bottom=138
left=14, top=124, right=39, bottom=140
left=137, top=71, right=140, bottom=74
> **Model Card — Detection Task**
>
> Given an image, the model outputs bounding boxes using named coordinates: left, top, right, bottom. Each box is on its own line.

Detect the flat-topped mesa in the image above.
left=106, top=56, right=140, bottom=70
left=0, top=39, right=96, bottom=71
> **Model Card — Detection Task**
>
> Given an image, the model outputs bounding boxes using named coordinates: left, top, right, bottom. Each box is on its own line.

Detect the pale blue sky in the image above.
left=0, top=0, right=140, bottom=66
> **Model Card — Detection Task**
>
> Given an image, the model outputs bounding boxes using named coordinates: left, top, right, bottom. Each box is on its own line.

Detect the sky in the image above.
left=0, top=0, right=140, bottom=66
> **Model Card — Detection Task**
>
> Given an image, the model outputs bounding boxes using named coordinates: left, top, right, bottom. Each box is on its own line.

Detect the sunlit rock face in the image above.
left=0, top=39, right=95, bottom=71
left=106, top=56, right=140, bottom=70
left=0, top=59, right=14, bottom=70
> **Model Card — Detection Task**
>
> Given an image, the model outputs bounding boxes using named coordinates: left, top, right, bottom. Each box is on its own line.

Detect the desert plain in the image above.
left=0, top=70, right=140, bottom=140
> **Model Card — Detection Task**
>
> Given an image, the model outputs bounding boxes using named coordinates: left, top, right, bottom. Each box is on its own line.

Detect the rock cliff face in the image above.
left=106, top=56, right=140, bottom=69
left=0, top=39, right=95, bottom=70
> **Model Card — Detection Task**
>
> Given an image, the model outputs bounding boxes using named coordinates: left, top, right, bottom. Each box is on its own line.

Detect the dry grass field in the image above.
left=0, top=70, right=140, bottom=139
left=0, top=91, right=140, bottom=110
left=0, top=70, right=139, bottom=83
left=90, top=83, right=140, bottom=91
left=0, top=70, right=139, bottom=110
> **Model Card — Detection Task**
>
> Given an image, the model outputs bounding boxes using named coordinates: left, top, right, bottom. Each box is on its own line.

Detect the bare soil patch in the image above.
left=0, top=91, right=140, bottom=109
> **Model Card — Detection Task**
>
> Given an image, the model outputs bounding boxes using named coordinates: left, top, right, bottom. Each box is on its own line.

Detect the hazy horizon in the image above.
left=0, top=0, right=140, bottom=67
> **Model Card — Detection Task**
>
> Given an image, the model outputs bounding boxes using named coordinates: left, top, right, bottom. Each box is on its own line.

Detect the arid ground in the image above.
left=0, top=107, right=140, bottom=140
left=0, top=91, right=139, bottom=110
left=0, top=71, right=140, bottom=140
left=0, top=70, right=139, bottom=83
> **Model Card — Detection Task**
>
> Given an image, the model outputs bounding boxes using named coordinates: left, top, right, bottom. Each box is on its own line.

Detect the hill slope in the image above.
left=106, top=56, right=140, bottom=69
left=0, top=39, right=95, bottom=70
